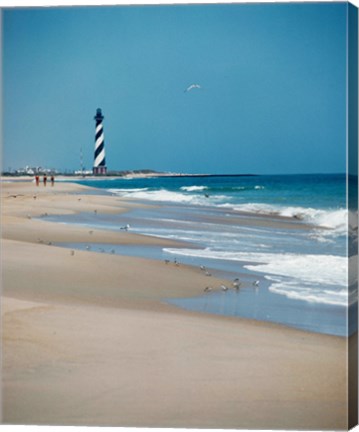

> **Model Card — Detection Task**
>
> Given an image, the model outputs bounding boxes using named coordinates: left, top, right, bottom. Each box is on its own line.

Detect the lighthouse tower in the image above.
left=93, top=108, right=107, bottom=175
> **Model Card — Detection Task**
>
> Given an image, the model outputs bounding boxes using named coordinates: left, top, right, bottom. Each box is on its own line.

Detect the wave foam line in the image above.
left=164, top=247, right=348, bottom=306
left=220, top=203, right=348, bottom=233
left=109, top=188, right=227, bottom=205
left=180, top=185, right=208, bottom=191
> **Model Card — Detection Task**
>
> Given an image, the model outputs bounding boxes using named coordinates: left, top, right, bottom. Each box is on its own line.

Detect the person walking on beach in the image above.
left=35, top=175, right=40, bottom=186
left=50, top=175, right=55, bottom=187
left=43, top=175, right=47, bottom=186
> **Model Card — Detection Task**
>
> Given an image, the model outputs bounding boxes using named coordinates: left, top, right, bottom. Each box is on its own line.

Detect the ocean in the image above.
left=55, top=173, right=357, bottom=336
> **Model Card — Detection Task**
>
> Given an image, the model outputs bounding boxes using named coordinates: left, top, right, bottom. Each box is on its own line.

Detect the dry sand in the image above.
left=1, top=179, right=350, bottom=429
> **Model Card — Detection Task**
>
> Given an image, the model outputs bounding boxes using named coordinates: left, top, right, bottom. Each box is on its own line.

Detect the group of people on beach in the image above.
left=35, top=175, right=55, bottom=187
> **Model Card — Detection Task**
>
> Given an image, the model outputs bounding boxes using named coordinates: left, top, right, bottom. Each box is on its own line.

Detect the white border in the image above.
left=1, top=1, right=358, bottom=432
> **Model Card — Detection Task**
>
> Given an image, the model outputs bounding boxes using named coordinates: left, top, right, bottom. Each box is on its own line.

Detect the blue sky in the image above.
left=3, top=2, right=347, bottom=174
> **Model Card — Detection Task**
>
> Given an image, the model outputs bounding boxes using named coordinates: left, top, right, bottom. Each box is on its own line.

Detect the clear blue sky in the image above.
left=3, top=2, right=347, bottom=174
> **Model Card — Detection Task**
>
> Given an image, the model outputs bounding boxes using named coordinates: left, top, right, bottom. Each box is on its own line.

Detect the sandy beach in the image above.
left=1, top=179, right=352, bottom=429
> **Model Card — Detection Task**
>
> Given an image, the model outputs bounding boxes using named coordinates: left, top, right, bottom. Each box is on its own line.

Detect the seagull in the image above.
left=233, top=278, right=242, bottom=289
left=253, top=280, right=260, bottom=287
left=184, top=84, right=201, bottom=93
left=220, top=284, right=229, bottom=292
left=205, top=271, right=212, bottom=277
left=204, top=286, right=212, bottom=292
left=200, top=265, right=206, bottom=271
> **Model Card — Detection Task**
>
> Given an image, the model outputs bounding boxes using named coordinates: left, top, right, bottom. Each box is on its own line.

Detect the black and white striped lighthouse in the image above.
left=93, top=108, right=107, bottom=175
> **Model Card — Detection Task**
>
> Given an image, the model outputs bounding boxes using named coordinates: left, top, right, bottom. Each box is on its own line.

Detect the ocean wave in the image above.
left=207, top=185, right=265, bottom=192
left=266, top=277, right=349, bottom=306
left=109, top=185, right=348, bottom=238
left=221, top=203, right=348, bottom=234
left=163, top=247, right=348, bottom=306
left=180, top=185, right=208, bottom=192
left=108, top=188, right=149, bottom=193
left=110, top=188, right=227, bottom=205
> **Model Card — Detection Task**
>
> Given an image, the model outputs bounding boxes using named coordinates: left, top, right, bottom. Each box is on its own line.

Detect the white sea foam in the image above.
left=221, top=203, right=348, bottom=235
left=110, top=188, right=227, bottom=205
left=266, top=277, right=348, bottom=306
left=231, top=185, right=265, bottom=191
left=163, top=247, right=348, bottom=306
left=115, top=189, right=203, bottom=204
left=108, top=188, right=149, bottom=193
left=180, top=185, right=208, bottom=192
left=109, top=185, right=348, bottom=234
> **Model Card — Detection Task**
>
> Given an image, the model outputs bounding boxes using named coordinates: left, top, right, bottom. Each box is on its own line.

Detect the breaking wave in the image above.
left=221, top=203, right=348, bottom=235
left=180, top=185, right=208, bottom=191
left=109, top=188, right=226, bottom=205
left=163, top=247, right=349, bottom=306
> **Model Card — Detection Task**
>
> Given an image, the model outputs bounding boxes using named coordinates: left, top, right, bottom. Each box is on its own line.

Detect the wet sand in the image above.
left=1, top=179, right=350, bottom=429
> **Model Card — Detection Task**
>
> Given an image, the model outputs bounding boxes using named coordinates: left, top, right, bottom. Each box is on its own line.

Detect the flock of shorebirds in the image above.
left=34, top=207, right=261, bottom=293
left=37, top=236, right=261, bottom=294
left=164, top=259, right=260, bottom=293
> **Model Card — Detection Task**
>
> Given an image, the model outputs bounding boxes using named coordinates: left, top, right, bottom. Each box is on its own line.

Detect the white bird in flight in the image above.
left=184, top=83, right=202, bottom=93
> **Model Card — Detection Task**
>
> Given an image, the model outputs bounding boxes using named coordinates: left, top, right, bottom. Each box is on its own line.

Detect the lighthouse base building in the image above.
left=93, top=108, right=107, bottom=176
left=93, top=166, right=107, bottom=175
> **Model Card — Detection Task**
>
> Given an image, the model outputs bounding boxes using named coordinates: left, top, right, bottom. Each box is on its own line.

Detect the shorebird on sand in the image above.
left=233, top=278, right=242, bottom=289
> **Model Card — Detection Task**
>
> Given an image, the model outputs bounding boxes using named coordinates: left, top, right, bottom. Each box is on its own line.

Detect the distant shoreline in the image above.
left=1, top=171, right=259, bottom=180
left=1, top=171, right=347, bottom=181
left=154, top=173, right=259, bottom=178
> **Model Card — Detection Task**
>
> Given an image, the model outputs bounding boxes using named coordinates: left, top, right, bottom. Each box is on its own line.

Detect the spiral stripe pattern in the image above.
left=94, top=121, right=106, bottom=168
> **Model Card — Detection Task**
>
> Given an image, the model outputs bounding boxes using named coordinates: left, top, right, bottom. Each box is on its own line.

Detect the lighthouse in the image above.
left=93, top=108, right=107, bottom=175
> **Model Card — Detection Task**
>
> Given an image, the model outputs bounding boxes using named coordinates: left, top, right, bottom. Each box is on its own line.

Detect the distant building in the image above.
left=74, top=169, right=93, bottom=176
left=14, top=166, right=56, bottom=175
